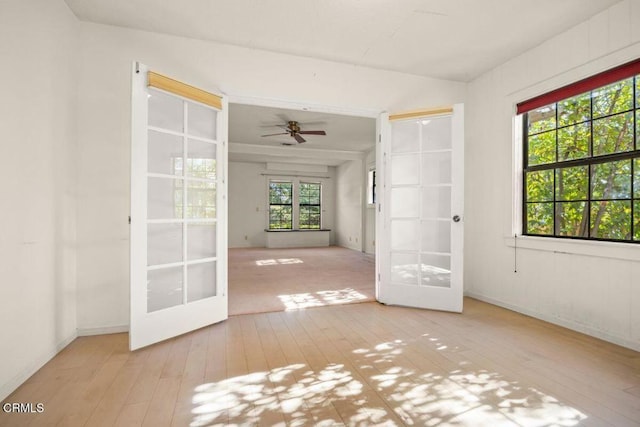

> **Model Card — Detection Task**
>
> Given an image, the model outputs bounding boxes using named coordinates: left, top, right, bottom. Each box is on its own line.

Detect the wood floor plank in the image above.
left=3, top=298, right=640, bottom=426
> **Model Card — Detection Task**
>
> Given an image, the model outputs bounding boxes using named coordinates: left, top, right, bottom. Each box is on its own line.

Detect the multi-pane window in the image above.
left=299, top=183, right=321, bottom=229
left=269, top=181, right=293, bottom=229
left=523, top=71, right=640, bottom=242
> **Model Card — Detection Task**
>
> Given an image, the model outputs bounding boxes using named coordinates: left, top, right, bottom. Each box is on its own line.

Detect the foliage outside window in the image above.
left=269, top=181, right=293, bottom=229
left=174, top=156, right=217, bottom=219
left=299, top=183, right=321, bottom=229
left=524, top=74, right=640, bottom=242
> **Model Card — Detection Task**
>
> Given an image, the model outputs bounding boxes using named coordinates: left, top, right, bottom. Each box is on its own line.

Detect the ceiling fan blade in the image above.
left=293, top=133, right=306, bottom=143
left=261, top=132, right=289, bottom=137
left=298, top=130, right=326, bottom=135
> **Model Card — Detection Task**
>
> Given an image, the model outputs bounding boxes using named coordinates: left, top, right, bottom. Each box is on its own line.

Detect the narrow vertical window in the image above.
left=299, top=182, right=321, bottom=229
left=269, top=181, right=293, bottom=229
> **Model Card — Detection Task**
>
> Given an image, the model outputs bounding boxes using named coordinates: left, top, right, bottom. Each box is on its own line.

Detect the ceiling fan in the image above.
left=261, top=120, right=326, bottom=145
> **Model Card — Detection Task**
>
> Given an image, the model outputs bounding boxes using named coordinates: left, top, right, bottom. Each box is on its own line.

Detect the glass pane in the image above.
left=526, top=203, right=553, bottom=235
left=187, top=262, right=216, bottom=302
left=558, top=123, right=590, bottom=161
left=558, top=92, right=590, bottom=127
left=391, top=220, right=419, bottom=251
left=187, top=223, right=216, bottom=260
left=592, top=112, right=633, bottom=156
left=420, top=254, right=450, bottom=288
left=421, top=152, right=451, bottom=185
left=299, top=206, right=320, bottom=229
left=526, top=170, right=554, bottom=202
left=420, top=219, right=450, bottom=253
left=527, top=130, right=556, bottom=166
left=391, top=121, right=419, bottom=153
left=148, top=130, right=183, bottom=176
left=148, top=89, right=183, bottom=132
left=591, top=160, right=631, bottom=200
left=527, top=104, right=556, bottom=134
left=187, top=139, right=216, bottom=180
left=390, top=253, right=419, bottom=285
left=391, top=154, right=419, bottom=185
left=270, top=182, right=293, bottom=204
left=634, top=201, right=640, bottom=241
left=391, top=187, right=419, bottom=218
left=269, top=206, right=292, bottom=229
left=147, top=267, right=183, bottom=313
left=187, top=102, right=217, bottom=140
left=556, top=166, right=588, bottom=201
left=590, top=200, right=631, bottom=240
left=635, top=159, right=640, bottom=199
left=555, top=202, right=588, bottom=237
left=186, top=181, right=216, bottom=219
left=592, top=78, right=633, bottom=118
left=421, top=116, right=451, bottom=151
left=148, top=224, right=183, bottom=266
left=148, top=177, right=182, bottom=219
left=422, top=186, right=451, bottom=219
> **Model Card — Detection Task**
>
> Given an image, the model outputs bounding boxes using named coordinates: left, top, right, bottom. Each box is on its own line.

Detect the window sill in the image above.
left=503, top=235, right=640, bottom=261
left=265, top=229, right=331, bottom=232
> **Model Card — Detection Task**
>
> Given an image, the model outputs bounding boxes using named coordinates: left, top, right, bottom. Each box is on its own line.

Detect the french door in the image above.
left=130, top=63, right=228, bottom=350
left=377, top=105, right=464, bottom=312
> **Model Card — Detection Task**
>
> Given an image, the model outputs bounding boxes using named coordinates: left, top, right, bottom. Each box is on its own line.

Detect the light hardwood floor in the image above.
left=228, top=247, right=375, bottom=316
left=1, top=298, right=639, bottom=426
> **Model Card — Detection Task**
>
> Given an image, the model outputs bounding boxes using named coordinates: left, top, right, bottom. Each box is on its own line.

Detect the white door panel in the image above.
left=130, top=63, right=228, bottom=350
left=377, top=105, right=464, bottom=312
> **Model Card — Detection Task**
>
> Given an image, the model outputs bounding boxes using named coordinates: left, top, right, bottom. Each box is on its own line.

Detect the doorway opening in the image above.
left=227, top=101, right=378, bottom=316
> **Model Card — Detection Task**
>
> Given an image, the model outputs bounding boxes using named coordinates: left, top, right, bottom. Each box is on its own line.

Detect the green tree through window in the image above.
left=299, top=183, right=321, bottom=229
left=269, top=182, right=293, bottom=229
left=523, top=74, right=640, bottom=242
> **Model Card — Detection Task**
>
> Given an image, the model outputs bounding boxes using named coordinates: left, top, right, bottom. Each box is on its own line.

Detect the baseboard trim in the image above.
left=465, top=291, right=640, bottom=352
left=0, top=331, right=77, bottom=402
left=77, top=325, right=129, bottom=336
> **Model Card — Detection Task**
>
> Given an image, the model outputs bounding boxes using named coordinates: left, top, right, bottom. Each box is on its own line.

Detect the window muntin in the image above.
left=299, top=182, right=321, bottom=229
left=523, top=74, right=640, bottom=242
left=269, top=181, right=293, bottom=229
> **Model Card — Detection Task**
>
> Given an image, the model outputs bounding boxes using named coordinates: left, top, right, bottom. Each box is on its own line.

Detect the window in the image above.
left=367, top=169, right=376, bottom=205
left=299, top=182, right=321, bottom=229
left=269, top=181, right=293, bottom=229
left=521, top=60, right=640, bottom=242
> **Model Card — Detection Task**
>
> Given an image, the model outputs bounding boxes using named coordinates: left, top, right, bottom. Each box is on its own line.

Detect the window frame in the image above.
left=521, top=72, right=640, bottom=243
left=298, top=182, right=322, bottom=229
left=268, top=180, right=294, bottom=230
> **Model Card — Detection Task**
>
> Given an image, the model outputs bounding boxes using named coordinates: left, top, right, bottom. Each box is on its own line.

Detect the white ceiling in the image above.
left=65, top=0, right=620, bottom=82
left=228, top=104, right=375, bottom=166
left=64, top=0, right=621, bottom=166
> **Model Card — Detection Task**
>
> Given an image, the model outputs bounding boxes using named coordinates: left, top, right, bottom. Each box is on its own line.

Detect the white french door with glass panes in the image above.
left=377, top=105, right=464, bottom=312
left=130, top=64, right=228, bottom=350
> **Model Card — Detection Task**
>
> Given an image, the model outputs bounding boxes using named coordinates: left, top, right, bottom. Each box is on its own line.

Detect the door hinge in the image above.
left=378, top=203, right=381, bottom=213
left=378, top=134, right=381, bottom=143
left=378, top=273, right=381, bottom=282
left=128, top=216, right=131, bottom=224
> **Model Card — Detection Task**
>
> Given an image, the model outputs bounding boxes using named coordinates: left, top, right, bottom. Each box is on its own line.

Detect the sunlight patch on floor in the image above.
left=255, top=258, right=304, bottom=266
left=278, top=288, right=367, bottom=310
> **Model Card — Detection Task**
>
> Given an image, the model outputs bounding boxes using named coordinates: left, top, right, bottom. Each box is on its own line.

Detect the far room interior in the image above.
left=227, top=103, right=377, bottom=315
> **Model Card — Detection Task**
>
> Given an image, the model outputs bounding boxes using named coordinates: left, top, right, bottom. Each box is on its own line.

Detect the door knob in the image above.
left=452, top=215, right=461, bottom=223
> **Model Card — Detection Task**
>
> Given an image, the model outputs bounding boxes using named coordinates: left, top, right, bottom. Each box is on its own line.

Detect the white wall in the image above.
left=465, top=0, right=640, bottom=350
left=74, top=22, right=465, bottom=330
left=228, top=161, right=336, bottom=247
left=336, top=160, right=364, bottom=251
left=0, top=0, right=78, bottom=400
